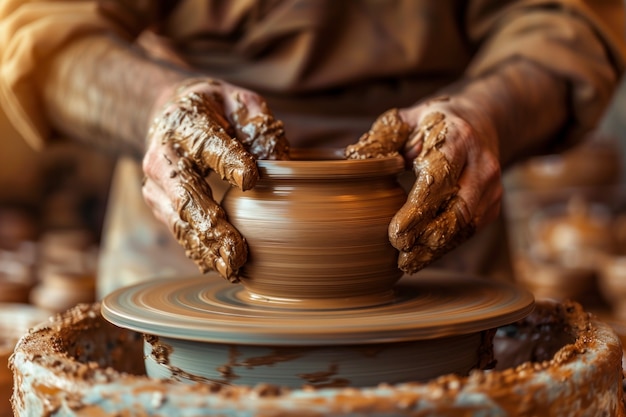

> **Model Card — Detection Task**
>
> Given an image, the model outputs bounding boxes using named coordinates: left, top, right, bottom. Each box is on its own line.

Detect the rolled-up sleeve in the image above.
left=0, top=1, right=163, bottom=149
left=465, top=0, right=626, bottom=144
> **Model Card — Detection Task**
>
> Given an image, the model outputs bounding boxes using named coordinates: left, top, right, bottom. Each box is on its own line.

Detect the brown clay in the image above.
left=346, top=110, right=475, bottom=274
left=221, top=149, right=407, bottom=302
left=344, top=108, right=409, bottom=159
left=153, top=91, right=260, bottom=190
left=172, top=157, right=248, bottom=282
left=149, top=88, right=290, bottom=282
left=230, top=97, right=290, bottom=161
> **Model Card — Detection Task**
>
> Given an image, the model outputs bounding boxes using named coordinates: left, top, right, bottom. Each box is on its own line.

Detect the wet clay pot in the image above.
left=222, top=149, right=407, bottom=305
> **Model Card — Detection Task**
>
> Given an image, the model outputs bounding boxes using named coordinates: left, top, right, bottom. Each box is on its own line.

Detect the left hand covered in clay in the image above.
left=345, top=97, right=502, bottom=273
left=142, top=79, right=290, bottom=282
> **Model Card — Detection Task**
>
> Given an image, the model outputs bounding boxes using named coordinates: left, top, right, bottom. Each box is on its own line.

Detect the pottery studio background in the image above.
left=0, top=1, right=624, bottom=416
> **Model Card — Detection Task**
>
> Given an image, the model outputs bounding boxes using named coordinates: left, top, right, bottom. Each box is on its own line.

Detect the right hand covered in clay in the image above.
left=345, top=98, right=502, bottom=274
left=142, top=79, right=290, bottom=283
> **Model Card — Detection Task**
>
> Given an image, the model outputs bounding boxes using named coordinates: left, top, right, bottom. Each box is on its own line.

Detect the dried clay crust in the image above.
left=10, top=301, right=625, bottom=416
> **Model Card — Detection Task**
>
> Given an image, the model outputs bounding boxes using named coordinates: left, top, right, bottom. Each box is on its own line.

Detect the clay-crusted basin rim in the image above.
left=12, top=300, right=624, bottom=416
left=101, top=271, right=535, bottom=345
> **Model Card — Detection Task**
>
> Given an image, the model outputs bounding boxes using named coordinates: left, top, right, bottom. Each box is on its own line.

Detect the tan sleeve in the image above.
left=0, top=1, right=162, bottom=150
left=465, top=0, right=626, bottom=144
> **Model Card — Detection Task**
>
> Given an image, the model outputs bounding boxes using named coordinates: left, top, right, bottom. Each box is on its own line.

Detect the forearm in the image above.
left=443, top=59, right=570, bottom=167
left=39, top=34, right=191, bottom=156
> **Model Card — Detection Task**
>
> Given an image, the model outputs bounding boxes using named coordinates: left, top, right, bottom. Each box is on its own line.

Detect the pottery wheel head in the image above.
left=101, top=271, right=534, bottom=345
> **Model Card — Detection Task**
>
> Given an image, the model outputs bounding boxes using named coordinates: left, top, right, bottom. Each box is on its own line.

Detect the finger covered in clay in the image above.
left=389, top=149, right=460, bottom=251
left=173, top=157, right=248, bottom=282
left=396, top=196, right=475, bottom=273
left=153, top=91, right=260, bottom=191
left=345, top=108, right=410, bottom=159
left=389, top=111, right=476, bottom=274
left=229, top=97, right=290, bottom=161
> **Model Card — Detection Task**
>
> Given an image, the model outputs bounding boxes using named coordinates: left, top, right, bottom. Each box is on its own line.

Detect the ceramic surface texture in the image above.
left=221, top=149, right=406, bottom=303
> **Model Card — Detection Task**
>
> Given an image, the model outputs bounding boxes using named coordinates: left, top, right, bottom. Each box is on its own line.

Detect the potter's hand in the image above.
left=345, top=99, right=502, bottom=273
left=142, top=79, right=290, bottom=282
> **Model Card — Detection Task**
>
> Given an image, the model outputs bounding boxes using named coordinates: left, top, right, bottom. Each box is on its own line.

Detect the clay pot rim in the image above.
left=257, top=148, right=405, bottom=179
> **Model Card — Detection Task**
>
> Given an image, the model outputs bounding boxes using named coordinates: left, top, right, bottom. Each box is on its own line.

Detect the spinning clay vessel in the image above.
left=222, top=148, right=407, bottom=305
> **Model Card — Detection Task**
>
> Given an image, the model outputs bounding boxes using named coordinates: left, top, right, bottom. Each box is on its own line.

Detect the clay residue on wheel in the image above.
left=10, top=301, right=624, bottom=415
left=298, top=364, right=351, bottom=388
left=145, top=334, right=233, bottom=386
left=493, top=302, right=578, bottom=370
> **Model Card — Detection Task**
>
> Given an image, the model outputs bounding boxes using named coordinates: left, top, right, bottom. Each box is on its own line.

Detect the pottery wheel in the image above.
left=102, top=270, right=534, bottom=345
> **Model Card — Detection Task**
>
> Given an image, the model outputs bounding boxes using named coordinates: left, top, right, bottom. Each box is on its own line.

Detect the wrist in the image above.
left=401, top=95, right=500, bottom=162
left=449, top=95, right=501, bottom=157
left=438, top=59, right=569, bottom=166
left=41, top=34, right=193, bottom=156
